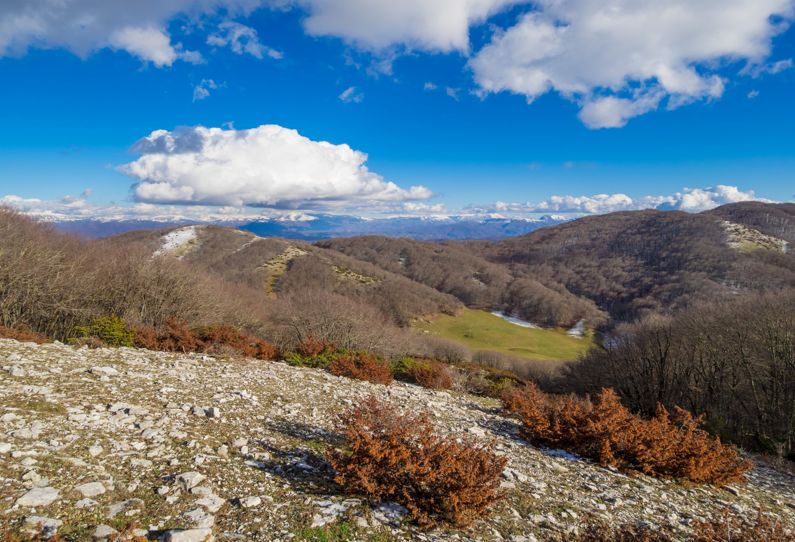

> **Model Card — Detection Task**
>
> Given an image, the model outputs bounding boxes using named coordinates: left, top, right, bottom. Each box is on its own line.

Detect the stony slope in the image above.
left=1, top=339, right=793, bottom=541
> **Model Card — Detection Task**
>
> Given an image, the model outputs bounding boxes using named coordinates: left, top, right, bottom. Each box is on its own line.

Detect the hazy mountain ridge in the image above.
left=50, top=214, right=567, bottom=241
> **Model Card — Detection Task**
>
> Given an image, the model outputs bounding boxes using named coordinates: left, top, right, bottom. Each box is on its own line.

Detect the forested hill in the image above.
left=321, top=203, right=795, bottom=325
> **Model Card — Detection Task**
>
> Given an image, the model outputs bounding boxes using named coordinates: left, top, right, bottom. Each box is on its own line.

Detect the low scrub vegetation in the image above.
left=327, top=396, right=506, bottom=527
left=503, top=383, right=751, bottom=485
left=328, top=352, right=394, bottom=385
left=393, top=357, right=454, bottom=390
left=0, top=325, right=51, bottom=344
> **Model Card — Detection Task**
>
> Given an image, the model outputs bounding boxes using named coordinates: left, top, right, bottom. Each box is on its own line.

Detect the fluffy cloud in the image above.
left=0, top=0, right=265, bottom=65
left=207, top=21, right=282, bottom=59
left=0, top=194, right=318, bottom=223
left=119, top=124, right=432, bottom=209
left=486, top=186, right=770, bottom=216
left=295, top=0, right=520, bottom=52
left=471, top=0, right=794, bottom=128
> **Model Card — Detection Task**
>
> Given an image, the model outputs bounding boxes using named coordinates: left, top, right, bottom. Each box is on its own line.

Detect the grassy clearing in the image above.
left=414, top=308, right=592, bottom=362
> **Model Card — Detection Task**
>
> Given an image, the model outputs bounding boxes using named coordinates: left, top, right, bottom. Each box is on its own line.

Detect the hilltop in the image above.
left=1, top=339, right=794, bottom=541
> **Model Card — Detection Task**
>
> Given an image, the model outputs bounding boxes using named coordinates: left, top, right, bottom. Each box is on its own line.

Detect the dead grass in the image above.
left=327, top=396, right=506, bottom=527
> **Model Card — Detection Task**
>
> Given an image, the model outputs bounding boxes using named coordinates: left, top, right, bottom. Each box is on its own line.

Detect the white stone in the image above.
left=163, top=528, right=214, bottom=542
left=75, top=482, right=106, bottom=498
left=176, top=471, right=205, bottom=491
left=90, top=366, right=119, bottom=377
left=93, top=524, right=118, bottom=540
left=196, top=494, right=225, bottom=513
left=16, top=487, right=59, bottom=507
left=184, top=507, right=215, bottom=528
left=0, top=442, right=12, bottom=454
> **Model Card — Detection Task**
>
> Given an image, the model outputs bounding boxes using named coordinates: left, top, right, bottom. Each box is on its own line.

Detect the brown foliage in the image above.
left=297, top=336, right=337, bottom=358
left=406, top=361, right=454, bottom=390
left=692, top=509, right=793, bottom=542
left=327, top=396, right=506, bottom=527
left=503, top=384, right=752, bottom=485
left=134, top=320, right=278, bottom=360
left=0, top=325, right=51, bottom=344
left=194, top=325, right=279, bottom=360
left=328, top=352, right=394, bottom=385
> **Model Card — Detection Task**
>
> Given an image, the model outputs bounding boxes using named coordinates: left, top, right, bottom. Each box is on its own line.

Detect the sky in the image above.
left=0, top=0, right=794, bottom=221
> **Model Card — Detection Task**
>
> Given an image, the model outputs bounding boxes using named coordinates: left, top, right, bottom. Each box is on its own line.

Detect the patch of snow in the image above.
left=567, top=320, right=586, bottom=339
left=543, top=449, right=580, bottom=461
left=491, top=311, right=539, bottom=329
left=154, top=227, right=198, bottom=258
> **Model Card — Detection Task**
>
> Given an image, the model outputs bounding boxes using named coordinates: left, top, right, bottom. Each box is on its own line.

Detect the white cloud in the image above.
left=471, top=0, right=794, bottom=128
left=193, top=79, right=218, bottom=102
left=0, top=0, right=260, bottom=66
left=338, top=86, right=364, bottom=103
left=207, top=21, right=282, bottom=59
left=0, top=194, right=319, bottom=223
left=423, top=82, right=438, bottom=91
left=119, top=124, right=432, bottom=209
left=295, top=0, right=520, bottom=52
left=484, top=185, right=771, bottom=215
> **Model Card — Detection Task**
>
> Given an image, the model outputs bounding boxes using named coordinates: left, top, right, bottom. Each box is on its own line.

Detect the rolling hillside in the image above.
left=322, top=203, right=795, bottom=325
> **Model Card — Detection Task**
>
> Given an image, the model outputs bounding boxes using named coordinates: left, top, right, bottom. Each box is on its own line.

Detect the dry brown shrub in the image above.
left=327, top=396, right=507, bottom=527
left=406, top=361, right=454, bottom=390
left=135, top=321, right=278, bottom=360
left=692, top=509, right=793, bottom=542
left=328, top=352, right=394, bottom=385
left=0, top=325, right=51, bottom=344
left=134, top=319, right=199, bottom=353
left=194, top=325, right=279, bottom=360
left=297, top=336, right=337, bottom=357
left=503, top=383, right=752, bottom=485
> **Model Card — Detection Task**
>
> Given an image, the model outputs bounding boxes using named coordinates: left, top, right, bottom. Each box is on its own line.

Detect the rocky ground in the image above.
left=1, top=339, right=794, bottom=541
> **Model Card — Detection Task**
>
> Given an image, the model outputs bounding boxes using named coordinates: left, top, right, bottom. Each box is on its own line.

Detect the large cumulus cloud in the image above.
left=119, top=124, right=432, bottom=209
left=470, top=0, right=794, bottom=128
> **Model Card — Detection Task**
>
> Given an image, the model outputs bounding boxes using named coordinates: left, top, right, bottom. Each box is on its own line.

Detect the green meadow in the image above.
left=414, top=308, right=592, bottom=362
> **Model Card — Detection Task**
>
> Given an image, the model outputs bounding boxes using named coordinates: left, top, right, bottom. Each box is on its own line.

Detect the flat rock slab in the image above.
left=15, top=487, right=59, bottom=508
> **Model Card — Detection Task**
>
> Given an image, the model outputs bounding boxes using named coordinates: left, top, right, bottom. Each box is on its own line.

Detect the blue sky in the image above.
left=1, top=1, right=794, bottom=220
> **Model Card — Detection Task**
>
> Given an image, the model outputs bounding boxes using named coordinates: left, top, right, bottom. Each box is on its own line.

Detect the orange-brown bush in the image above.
left=0, top=325, right=51, bottom=344
left=405, top=361, right=454, bottom=390
left=692, top=509, right=793, bottom=542
left=134, top=320, right=278, bottom=360
left=194, top=325, right=279, bottom=360
left=327, top=396, right=506, bottom=527
left=328, top=352, right=394, bottom=385
left=297, top=336, right=337, bottom=358
left=503, top=384, right=752, bottom=485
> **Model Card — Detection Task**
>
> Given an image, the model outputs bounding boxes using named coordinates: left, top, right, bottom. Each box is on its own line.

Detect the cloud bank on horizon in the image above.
left=1, top=184, right=778, bottom=223
left=1, top=0, right=792, bottom=128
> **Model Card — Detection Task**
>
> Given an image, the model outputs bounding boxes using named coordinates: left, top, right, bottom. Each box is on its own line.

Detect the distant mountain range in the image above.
left=50, top=214, right=567, bottom=241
